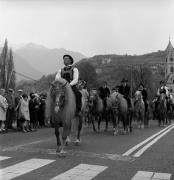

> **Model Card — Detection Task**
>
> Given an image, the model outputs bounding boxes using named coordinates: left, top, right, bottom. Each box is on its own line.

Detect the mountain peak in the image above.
left=23, top=42, right=49, bottom=50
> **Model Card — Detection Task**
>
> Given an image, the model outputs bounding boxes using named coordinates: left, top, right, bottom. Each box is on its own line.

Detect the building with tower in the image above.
left=165, top=39, right=174, bottom=93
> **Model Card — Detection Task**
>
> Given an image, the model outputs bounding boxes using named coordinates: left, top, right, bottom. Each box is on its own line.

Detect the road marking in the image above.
left=131, top=171, right=172, bottom=180
left=123, top=124, right=174, bottom=156
left=0, top=158, right=55, bottom=180
left=0, top=156, right=11, bottom=161
left=1, top=146, right=135, bottom=162
left=133, top=125, right=174, bottom=157
left=50, top=163, right=108, bottom=180
left=1, top=138, right=53, bottom=151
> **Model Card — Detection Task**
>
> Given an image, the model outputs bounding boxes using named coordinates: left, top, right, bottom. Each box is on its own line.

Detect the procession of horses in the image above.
left=46, top=78, right=174, bottom=156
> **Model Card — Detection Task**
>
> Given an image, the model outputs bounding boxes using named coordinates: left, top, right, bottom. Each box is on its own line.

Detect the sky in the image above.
left=0, top=0, right=174, bottom=57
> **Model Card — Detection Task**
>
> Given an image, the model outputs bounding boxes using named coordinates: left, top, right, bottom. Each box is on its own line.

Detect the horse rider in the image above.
left=157, top=80, right=169, bottom=97
left=98, top=81, right=110, bottom=110
left=78, top=80, right=89, bottom=103
left=138, top=83, right=148, bottom=113
left=119, top=78, right=131, bottom=108
left=55, top=54, right=82, bottom=115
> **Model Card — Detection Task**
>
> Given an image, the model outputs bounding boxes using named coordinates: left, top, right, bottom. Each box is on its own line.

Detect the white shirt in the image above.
left=55, top=66, right=79, bottom=86
left=157, top=86, right=169, bottom=96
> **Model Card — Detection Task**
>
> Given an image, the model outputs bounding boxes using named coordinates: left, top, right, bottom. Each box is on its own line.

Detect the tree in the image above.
left=6, top=49, right=16, bottom=89
left=76, top=61, right=97, bottom=87
left=0, top=39, right=16, bottom=89
left=0, top=39, right=8, bottom=88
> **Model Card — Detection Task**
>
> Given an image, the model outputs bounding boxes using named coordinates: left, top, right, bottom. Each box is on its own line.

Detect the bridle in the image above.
left=50, top=81, right=68, bottom=111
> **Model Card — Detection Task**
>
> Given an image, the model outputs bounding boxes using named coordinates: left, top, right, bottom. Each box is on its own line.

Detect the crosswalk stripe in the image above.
left=50, top=163, right=108, bottom=180
left=0, top=158, right=55, bottom=180
left=131, top=171, right=172, bottom=180
left=0, top=156, right=11, bottom=161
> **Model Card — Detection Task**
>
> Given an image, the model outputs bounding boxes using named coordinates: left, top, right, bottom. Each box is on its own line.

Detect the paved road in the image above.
left=0, top=120, right=174, bottom=180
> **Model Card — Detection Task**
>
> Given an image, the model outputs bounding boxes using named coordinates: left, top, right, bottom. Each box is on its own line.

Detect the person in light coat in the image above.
left=20, top=93, right=30, bottom=132
left=0, top=89, right=8, bottom=132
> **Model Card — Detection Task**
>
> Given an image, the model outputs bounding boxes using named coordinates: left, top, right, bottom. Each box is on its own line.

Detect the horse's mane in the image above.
left=110, top=92, right=123, bottom=100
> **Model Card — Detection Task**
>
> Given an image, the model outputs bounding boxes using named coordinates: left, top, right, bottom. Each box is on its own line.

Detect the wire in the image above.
left=14, top=71, right=38, bottom=82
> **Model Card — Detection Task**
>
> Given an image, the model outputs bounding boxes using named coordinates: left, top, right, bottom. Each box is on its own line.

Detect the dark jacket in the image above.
left=140, top=89, right=148, bottom=102
left=98, top=86, right=110, bottom=99
left=61, top=66, right=74, bottom=83
left=119, top=84, right=130, bottom=98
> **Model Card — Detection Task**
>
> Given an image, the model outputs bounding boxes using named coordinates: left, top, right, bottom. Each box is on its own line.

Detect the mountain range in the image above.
left=14, top=43, right=86, bottom=81
left=1, top=42, right=168, bottom=84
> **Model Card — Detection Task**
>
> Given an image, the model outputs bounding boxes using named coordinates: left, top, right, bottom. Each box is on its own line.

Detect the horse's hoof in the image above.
left=104, top=129, right=108, bottom=132
left=56, top=147, right=61, bottom=153
left=113, top=131, right=118, bottom=136
left=65, top=137, right=71, bottom=146
left=57, top=150, right=67, bottom=157
left=74, top=139, right=81, bottom=146
left=57, top=153, right=66, bottom=158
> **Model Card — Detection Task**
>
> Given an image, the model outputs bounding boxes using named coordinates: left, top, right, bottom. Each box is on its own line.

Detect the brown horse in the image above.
left=46, top=78, right=82, bottom=156
left=134, top=90, right=145, bottom=129
left=109, top=92, right=129, bottom=135
left=88, top=89, right=104, bottom=132
left=80, top=88, right=90, bottom=127
left=156, top=93, right=167, bottom=127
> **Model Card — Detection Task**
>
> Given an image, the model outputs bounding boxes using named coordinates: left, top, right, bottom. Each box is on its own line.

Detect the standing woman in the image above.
left=0, top=89, right=8, bottom=132
left=20, top=94, right=30, bottom=132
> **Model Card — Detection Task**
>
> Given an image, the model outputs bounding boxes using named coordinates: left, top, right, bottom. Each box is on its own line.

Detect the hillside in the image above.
left=81, top=50, right=166, bottom=67
left=15, top=43, right=87, bottom=75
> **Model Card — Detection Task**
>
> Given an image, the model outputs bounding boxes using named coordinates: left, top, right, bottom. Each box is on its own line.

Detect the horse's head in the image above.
left=135, top=90, right=142, bottom=101
left=50, top=79, right=68, bottom=113
left=89, top=89, right=98, bottom=100
left=110, top=92, right=121, bottom=106
left=88, top=89, right=99, bottom=108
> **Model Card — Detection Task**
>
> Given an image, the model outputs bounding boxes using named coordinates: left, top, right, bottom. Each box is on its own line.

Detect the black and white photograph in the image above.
left=0, top=0, right=174, bottom=179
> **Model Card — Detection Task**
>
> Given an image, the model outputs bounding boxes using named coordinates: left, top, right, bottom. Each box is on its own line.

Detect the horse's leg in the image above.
left=98, top=114, right=102, bottom=132
left=91, top=114, right=97, bottom=132
left=129, top=110, right=133, bottom=132
left=122, top=113, right=127, bottom=134
left=141, top=111, right=145, bottom=129
left=76, top=115, right=83, bottom=143
left=55, top=125, right=61, bottom=153
left=105, top=110, right=109, bottom=132
left=60, top=124, right=71, bottom=155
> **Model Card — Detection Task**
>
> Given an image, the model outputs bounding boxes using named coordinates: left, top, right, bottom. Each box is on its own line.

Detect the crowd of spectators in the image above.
left=0, top=88, right=47, bottom=133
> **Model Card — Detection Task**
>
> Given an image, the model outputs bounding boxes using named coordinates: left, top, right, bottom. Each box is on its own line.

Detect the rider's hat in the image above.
left=17, top=89, right=23, bottom=92
left=8, top=88, right=13, bottom=92
left=121, top=78, right=128, bottom=83
left=139, top=83, right=144, bottom=87
left=160, top=80, right=165, bottom=84
left=63, top=54, right=74, bottom=64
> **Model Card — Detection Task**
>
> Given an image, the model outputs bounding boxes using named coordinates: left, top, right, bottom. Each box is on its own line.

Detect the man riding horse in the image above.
left=119, top=78, right=131, bottom=109
left=55, top=54, right=82, bottom=116
left=138, top=83, right=148, bottom=113
left=157, top=80, right=169, bottom=97
left=98, top=81, right=110, bottom=131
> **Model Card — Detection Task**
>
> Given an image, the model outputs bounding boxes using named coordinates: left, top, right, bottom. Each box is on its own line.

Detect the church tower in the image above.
left=165, top=39, right=174, bottom=93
